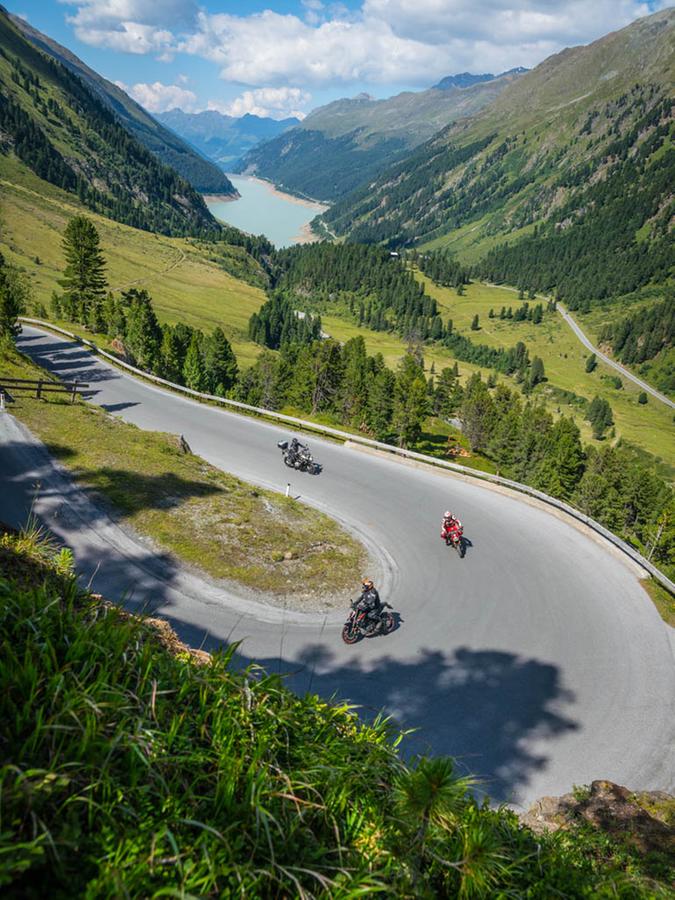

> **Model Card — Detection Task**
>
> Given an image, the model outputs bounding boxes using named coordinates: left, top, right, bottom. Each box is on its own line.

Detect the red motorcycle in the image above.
left=442, top=526, right=465, bottom=558
left=341, top=600, right=395, bottom=644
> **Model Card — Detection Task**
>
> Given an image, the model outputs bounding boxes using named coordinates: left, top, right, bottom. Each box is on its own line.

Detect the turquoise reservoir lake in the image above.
left=205, top=175, right=327, bottom=248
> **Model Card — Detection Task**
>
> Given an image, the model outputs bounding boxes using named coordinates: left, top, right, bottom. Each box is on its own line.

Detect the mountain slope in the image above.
left=0, top=8, right=218, bottom=236
left=234, top=70, right=525, bottom=201
left=322, top=9, right=674, bottom=309
left=157, top=109, right=299, bottom=169
left=8, top=9, right=235, bottom=196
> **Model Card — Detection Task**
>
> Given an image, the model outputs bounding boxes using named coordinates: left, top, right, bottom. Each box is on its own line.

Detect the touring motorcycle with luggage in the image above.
left=277, top=438, right=322, bottom=474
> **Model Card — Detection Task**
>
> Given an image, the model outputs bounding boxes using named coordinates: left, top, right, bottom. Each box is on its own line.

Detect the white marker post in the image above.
left=0, top=392, right=5, bottom=412
left=285, top=483, right=290, bottom=497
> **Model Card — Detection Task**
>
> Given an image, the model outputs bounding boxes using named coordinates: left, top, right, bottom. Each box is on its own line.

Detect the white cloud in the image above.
left=61, top=0, right=196, bottom=56
left=179, top=10, right=437, bottom=86
left=64, top=0, right=668, bottom=86
left=208, top=87, right=311, bottom=120
left=362, top=0, right=658, bottom=46
left=116, top=79, right=198, bottom=112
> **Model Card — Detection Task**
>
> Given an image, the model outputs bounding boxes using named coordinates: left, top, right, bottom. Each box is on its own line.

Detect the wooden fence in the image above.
left=0, top=377, right=88, bottom=404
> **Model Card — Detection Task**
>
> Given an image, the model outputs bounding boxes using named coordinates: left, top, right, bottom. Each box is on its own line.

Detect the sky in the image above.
left=8, top=0, right=673, bottom=120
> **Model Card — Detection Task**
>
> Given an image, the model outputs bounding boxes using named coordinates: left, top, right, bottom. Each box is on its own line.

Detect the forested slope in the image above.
left=0, top=8, right=218, bottom=237
left=322, top=9, right=674, bottom=310
left=235, top=71, right=523, bottom=202
left=8, top=9, right=236, bottom=196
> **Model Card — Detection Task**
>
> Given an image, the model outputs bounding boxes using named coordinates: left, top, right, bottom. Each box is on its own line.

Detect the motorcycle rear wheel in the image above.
left=341, top=623, right=360, bottom=644
left=381, top=612, right=395, bottom=634
left=283, top=455, right=295, bottom=468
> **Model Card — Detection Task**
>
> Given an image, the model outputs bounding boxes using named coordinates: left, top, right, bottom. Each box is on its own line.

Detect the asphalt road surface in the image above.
left=3, top=326, right=674, bottom=808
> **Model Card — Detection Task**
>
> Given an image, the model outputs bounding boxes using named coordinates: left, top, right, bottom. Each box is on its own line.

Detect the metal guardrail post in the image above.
left=18, top=317, right=675, bottom=596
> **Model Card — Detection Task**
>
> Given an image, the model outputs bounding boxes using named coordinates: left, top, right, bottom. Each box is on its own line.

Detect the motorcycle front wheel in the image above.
left=341, top=623, right=360, bottom=644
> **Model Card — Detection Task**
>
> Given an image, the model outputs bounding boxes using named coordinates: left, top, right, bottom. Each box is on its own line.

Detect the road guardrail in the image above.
left=20, top=317, right=675, bottom=596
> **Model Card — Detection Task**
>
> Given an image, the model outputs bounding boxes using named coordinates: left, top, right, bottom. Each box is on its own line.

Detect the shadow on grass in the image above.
left=78, top=467, right=223, bottom=515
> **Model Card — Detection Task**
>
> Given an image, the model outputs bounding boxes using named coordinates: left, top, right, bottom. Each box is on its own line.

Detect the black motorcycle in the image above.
left=277, top=440, right=322, bottom=474
left=341, top=600, right=395, bottom=644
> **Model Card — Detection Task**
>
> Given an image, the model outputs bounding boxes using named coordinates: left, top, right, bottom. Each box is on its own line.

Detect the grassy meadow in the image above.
left=0, top=156, right=266, bottom=368
left=418, top=278, right=674, bottom=468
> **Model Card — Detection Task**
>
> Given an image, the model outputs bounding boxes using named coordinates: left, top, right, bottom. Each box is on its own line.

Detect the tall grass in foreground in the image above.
left=0, top=532, right=671, bottom=897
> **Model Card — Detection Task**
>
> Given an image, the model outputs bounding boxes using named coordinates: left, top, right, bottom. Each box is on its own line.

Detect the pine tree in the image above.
left=124, top=289, right=162, bottom=372
left=393, top=355, right=428, bottom=447
left=340, top=336, right=368, bottom=423
left=471, top=314, right=480, bottom=331
left=366, top=368, right=396, bottom=439
left=535, top=417, right=584, bottom=499
left=59, top=216, right=107, bottom=324
left=0, top=255, right=28, bottom=339
left=159, top=325, right=184, bottom=383
left=530, top=356, right=545, bottom=386
left=638, top=391, right=648, bottom=405
left=204, top=327, right=238, bottom=396
left=585, top=353, right=597, bottom=373
left=459, top=373, right=495, bottom=452
left=183, top=333, right=207, bottom=391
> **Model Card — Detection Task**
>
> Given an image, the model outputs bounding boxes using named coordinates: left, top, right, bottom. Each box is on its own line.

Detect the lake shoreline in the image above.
left=234, top=174, right=329, bottom=213
left=205, top=174, right=326, bottom=247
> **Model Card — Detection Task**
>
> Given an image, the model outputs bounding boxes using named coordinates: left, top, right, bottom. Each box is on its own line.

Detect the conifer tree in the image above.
left=124, top=289, right=162, bottom=372
left=392, top=355, right=428, bottom=448
left=183, top=332, right=206, bottom=391
left=459, top=373, right=495, bottom=451
left=60, top=216, right=107, bottom=324
left=530, top=356, right=545, bottom=386
left=159, top=325, right=184, bottom=383
left=534, top=417, right=584, bottom=499
left=0, top=254, right=28, bottom=339
left=204, top=327, right=238, bottom=395
left=366, top=368, right=396, bottom=439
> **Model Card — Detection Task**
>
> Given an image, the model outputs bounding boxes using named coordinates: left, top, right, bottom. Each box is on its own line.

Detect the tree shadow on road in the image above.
left=160, top=613, right=579, bottom=805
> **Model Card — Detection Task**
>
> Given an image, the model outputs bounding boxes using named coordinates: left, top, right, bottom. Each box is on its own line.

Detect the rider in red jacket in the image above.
left=441, top=511, right=463, bottom=542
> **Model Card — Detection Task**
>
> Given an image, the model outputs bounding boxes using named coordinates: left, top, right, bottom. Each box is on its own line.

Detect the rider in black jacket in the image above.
left=356, top=578, right=382, bottom=631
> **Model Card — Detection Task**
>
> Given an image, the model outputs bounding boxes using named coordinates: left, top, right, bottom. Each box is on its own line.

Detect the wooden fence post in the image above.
left=71, top=382, right=77, bottom=403
left=36, top=379, right=42, bottom=400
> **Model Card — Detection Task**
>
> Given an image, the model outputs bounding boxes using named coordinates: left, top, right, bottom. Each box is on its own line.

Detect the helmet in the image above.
left=444, top=511, right=452, bottom=518
left=362, top=577, right=374, bottom=590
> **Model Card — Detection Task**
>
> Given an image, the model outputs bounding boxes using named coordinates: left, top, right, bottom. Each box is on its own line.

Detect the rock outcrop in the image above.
left=521, top=780, right=674, bottom=856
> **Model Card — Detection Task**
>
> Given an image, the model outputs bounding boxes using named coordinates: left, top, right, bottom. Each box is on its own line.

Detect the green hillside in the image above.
left=8, top=9, right=237, bottom=196
left=322, top=9, right=674, bottom=309
left=0, top=8, right=218, bottom=237
left=235, top=71, right=524, bottom=202
left=0, top=155, right=267, bottom=368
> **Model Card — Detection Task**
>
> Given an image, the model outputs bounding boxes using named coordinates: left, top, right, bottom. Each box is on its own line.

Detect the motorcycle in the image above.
left=443, top=527, right=465, bottom=558
left=277, top=440, right=322, bottom=474
left=341, top=600, right=395, bottom=644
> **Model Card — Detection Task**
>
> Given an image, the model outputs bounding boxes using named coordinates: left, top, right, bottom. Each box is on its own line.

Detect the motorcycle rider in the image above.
left=356, top=578, right=382, bottom=632
left=441, top=510, right=463, bottom=543
left=290, top=437, right=310, bottom=463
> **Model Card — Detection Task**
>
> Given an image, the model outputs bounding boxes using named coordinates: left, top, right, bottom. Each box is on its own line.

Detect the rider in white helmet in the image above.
left=441, top=510, right=462, bottom=540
